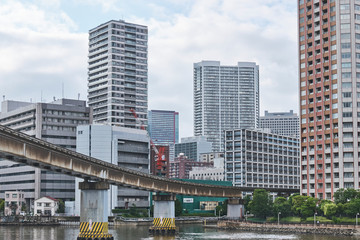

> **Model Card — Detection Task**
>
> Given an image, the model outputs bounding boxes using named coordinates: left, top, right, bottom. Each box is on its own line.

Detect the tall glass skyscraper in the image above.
left=148, top=110, right=179, bottom=144
left=148, top=110, right=179, bottom=162
left=299, top=0, right=360, bottom=199
left=88, top=20, right=148, bottom=128
left=193, top=61, right=259, bottom=151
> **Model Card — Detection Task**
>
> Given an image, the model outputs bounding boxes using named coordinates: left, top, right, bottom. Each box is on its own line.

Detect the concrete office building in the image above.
left=0, top=99, right=91, bottom=207
left=224, top=129, right=300, bottom=189
left=88, top=20, right=148, bottom=128
left=148, top=110, right=179, bottom=161
left=259, top=110, right=300, bottom=138
left=200, top=152, right=224, bottom=163
left=190, top=158, right=225, bottom=181
left=298, top=0, right=360, bottom=199
left=175, top=136, right=212, bottom=162
left=75, top=124, right=150, bottom=216
left=193, top=61, right=259, bottom=151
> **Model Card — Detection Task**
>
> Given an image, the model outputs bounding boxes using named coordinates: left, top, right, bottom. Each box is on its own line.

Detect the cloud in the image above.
left=0, top=0, right=299, bottom=140
left=131, top=0, right=298, bottom=138
left=0, top=1, right=87, bottom=103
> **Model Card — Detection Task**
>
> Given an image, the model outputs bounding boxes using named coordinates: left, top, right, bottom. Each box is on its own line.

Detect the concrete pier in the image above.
left=227, top=198, right=244, bottom=220
left=77, top=181, right=113, bottom=240
left=149, top=193, right=176, bottom=235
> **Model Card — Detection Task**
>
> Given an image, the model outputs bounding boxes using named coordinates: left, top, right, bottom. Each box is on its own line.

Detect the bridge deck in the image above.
left=0, top=125, right=299, bottom=197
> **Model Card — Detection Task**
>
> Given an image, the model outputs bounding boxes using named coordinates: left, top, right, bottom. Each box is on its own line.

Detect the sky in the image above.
left=0, top=0, right=298, bottom=139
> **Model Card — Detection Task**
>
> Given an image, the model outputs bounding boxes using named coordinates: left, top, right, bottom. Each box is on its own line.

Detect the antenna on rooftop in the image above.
left=62, top=82, right=64, bottom=99
left=2, top=95, right=5, bottom=101
left=78, top=93, right=80, bottom=100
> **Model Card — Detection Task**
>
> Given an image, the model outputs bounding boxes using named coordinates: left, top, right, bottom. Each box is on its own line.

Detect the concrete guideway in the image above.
left=0, top=124, right=299, bottom=197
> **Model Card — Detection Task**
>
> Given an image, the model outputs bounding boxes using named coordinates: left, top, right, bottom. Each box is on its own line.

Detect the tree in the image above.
left=323, top=203, right=337, bottom=218
left=243, top=195, right=252, bottom=212
left=344, top=199, right=360, bottom=216
left=290, top=195, right=308, bottom=217
left=334, top=188, right=360, bottom=204
left=175, top=199, right=182, bottom=217
left=0, top=199, right=4, bottom=214
left=249, top=189, right=272, bottom=219
left=299, top=197, right=317, bottom=219
left=273, top=197, right=291, bottom=218
left=56, top=200, right=65, bottom=214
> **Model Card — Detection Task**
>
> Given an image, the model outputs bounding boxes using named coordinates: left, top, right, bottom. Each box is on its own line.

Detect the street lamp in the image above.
left=314, top=212, right=317, bottom=227
left=246, top=211, right=250, bottom=222
left=278, top=212, right=281, bottom=225
left=356, top=213, right=359, bottom=227
left=218, top=209, right=222, bottom=218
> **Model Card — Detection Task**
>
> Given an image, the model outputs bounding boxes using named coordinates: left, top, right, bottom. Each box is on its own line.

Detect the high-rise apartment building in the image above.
left=88, top=20, right=148, bottom=128
left=299, top=0, right=360, bottom=199
left=259, top=110, right=300, bottom=138
left=0, top=99, right=91, bottom=206
left=194, top=61, right=259, bottom=151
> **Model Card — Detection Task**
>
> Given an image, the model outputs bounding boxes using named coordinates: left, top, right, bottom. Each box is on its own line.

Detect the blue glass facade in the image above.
left=148, top=110, right=179, bottom=144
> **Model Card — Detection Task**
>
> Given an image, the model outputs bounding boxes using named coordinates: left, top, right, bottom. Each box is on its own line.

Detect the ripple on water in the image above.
left=181, top=231, right=298, bottom=240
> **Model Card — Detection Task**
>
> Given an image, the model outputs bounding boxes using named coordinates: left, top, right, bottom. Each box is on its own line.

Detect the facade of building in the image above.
left=175, top=179, right=231, bottom=213
left=175, top=136, right=212, bottom=162
left=169, top=154, right=213, bottom=179
left=193, top=61, right=259, bottom=151
left=4, top=191, right=25, bottom=216
left=34, top=196, right=59, bottom=216
left=189, top=167, right=224, bottom=181
left=75, top=124, right=150, bottom=216
left=298, top=0, right=360, bottom=199
left=150, top=145, right=170, bottom=178
left=0, top=99, right=91, bottom=207
left=200, top=152, right=224, bottom=163
left=224, top=129, right=300, bottom=189
left=259, top=110, right=300, bottom=138
left=148, top=110, right=179, bottom=144
left=88, top=20, right=148, bottom=128
left=148, top=110, right=179, bottom=161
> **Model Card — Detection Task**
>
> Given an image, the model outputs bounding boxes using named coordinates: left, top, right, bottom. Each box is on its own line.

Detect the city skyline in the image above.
left=0, top=0, right=298, bottom=138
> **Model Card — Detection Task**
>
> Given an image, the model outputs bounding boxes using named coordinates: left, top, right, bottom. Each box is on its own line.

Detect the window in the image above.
left=356, top=14, right=360, bottom=20
left=341, top=14, right=350, bottom=20
left=344, top=132, right=353, bottom=138
left=341, top=24, right=351, bottom=29
left=342, top=53, right=351, bottom=59
left=342, top=63, right=351, bottom=68
left=343, top=122, right=353, bottom=128
left=37, top=203, right=41, bottom=207
left=299, top=8, right=304, bottom=14
left=341, top=4, right=350, bottom=10
left=342, top=73, right=351, bottom=78
left=343, top=82, right=352, bottom=88
left=343, top=102, right=352, bottom=108
left=356, top=5, right=360, bottom=11
left=300, top=17, right=304, bottom=24
left=343, top=112, right=353, bottom=118
left=341, top=33, right=351, bottom=39
left=342, top=43, right=351, bottom=49
left=343, top=92, right=352, bottom=98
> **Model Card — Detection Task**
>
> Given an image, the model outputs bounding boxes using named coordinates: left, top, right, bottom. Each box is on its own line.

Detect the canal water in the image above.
left=1, top=224, right=360, bottom=240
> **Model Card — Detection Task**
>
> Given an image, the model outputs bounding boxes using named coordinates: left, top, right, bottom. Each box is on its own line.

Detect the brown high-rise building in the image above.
left=299, top=0, right=360, bottom=199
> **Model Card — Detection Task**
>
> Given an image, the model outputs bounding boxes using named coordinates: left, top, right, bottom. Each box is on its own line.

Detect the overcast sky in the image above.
left=0, top=0, right=298, bottom=138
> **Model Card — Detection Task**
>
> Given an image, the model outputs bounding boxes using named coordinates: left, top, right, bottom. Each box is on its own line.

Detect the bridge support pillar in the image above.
left=227, top=198, right=244, bottom=220
left=149, top=193, right=176, bottom=235
left=77, top=181, right=113, bottom=240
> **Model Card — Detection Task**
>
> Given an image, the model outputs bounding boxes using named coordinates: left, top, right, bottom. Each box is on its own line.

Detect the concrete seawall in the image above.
left=217, top=221, right=358, bottom=236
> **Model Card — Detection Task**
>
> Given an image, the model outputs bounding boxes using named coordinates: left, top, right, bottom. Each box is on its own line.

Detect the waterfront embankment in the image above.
left=216, top=221, right=359, bottom=236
